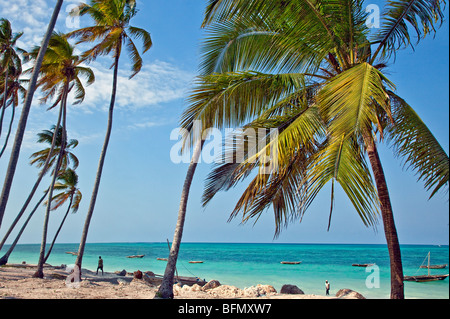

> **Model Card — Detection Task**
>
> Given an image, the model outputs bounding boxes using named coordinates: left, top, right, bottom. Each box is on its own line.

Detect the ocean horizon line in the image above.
left=4, top=241, right=449, bottom=247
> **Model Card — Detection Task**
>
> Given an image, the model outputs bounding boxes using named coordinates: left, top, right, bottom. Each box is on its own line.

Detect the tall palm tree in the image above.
left=0, top=18, right=24, bottom=139
left=163, top=0, right=448, bottom=299
left=157, top=138, right=204, bottom=298
left=0, top=0, right=64, bottom=231
left=66, top=0, right=152, bottom=275
left=0, top=126, right=79, bottom=252
left=26, top=32, right=94, bottom=278
left=44, top=168, right=82, bottom=263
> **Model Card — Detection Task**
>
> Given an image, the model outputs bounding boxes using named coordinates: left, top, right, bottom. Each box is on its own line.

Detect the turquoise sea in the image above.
left=1, top=242, right=448, bottom=299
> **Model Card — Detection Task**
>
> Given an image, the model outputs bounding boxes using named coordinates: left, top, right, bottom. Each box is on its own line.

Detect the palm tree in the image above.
left=44, top=168, right=82, bottom=263
left=157, top=138, right=204, bottom=298
left=66, top=0, right=152, bottom=275
left=26, top=32, right=94, bottom=278
left=0, top=128, right=79, bottom=265
left=0, top=0, right=64, bottom=231
left=0, top=126, right=79, bottom=252
left=165, top=0, right=448, bottom=299
left=0, top=18, right=24, bottom=140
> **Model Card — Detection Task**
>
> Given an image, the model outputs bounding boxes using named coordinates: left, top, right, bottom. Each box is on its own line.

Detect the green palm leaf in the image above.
left=386, top=91, right=449, bottom=198
left=371, top=0, right=445, bottom=62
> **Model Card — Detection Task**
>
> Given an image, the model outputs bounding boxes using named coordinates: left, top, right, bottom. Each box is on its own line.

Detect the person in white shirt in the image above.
left=325, top=280, right=330, bottom=295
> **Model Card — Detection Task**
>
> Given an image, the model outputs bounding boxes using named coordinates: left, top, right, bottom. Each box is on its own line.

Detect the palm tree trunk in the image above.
left=366, top=138, right=404, bottom=299
left=0, top=189, right=48, bottom=266
left=0, top=100, right=15, bottom=158
left=33, top=85, right=68, bottom=279
left=75, top=52, right=120, bottom=276
left=0, top=0, right=64, bottom=231
left=0, top=67, right=9, bottom=138
left=0, top=100, right=64, bottom=251
left=156, top=139, right=204, bottom=299
left=44, top=194, right=73, bottom=263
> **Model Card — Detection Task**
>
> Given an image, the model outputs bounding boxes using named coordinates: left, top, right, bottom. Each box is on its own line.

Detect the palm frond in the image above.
left=299, top=134, right=380, bottom=228
left=386, top=91, right=449, bottom=198
left=317, top=62, right=394, bottom=138
left=371, top=0, right=445, bottom=62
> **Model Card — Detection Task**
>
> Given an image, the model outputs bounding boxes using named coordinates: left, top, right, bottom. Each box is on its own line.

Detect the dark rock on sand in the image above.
left=280, top=284, right=304, bottom=294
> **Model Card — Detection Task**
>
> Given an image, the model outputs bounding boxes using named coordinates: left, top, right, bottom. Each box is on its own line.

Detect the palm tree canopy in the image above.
left=67, top=0, right=152, bottom=78
left=183, top=0, right=448, bottom=234
left=0, top=18, right=26, bottom=71
left=50, top=168, right=82, bottom=213
left=25, top=32, right=95, bottom=107
left=30, top=125, right=79, bottom=173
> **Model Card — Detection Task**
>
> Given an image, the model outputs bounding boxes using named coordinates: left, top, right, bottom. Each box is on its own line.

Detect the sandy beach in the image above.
left=0, top=263, right=364, bottom=299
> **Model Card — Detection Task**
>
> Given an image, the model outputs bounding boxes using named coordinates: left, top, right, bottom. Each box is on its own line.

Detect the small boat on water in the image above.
left=404, top=274, right=449, bottom=282
left=420, top=264, right=447, bottom=269
left=280, top=261, right=301, bottom=265
left=189, top=261, right=204, bottom=264
left=66, top=252, right=77, bottom=256
left=156, top=257, right=168, bottom=261
left=352, top=263, right=375, bottom=267
left=126, top=255, right=145, bottom=258
left=404, top=252, right=449, bottom=282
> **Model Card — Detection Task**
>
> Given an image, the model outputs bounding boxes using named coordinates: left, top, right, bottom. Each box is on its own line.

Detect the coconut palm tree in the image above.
left=0, top=18, right=25, bottom=139
left=44, top=168, right=82, bottom=263
left=25, top=32, right=94, bottom=278
left=162, top=0, right=448, bottom=299
left=0, top=128, right=79, bottom=265
left=0, top=126, right=79, bottom=252
left=66, top=0, right=152, bottom=275
left=0, top=0, right=64, bottom=231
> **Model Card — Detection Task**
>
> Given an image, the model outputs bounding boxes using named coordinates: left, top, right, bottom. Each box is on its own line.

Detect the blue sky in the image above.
left=0, top=0, right=448, bottom=246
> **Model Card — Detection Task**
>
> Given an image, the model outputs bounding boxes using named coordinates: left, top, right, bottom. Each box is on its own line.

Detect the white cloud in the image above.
left=75, top=60, right=194, bottom=113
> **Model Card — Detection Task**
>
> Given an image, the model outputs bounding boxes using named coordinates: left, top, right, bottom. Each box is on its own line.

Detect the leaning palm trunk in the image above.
left=0, top=189, right=48, bottom=265
left=0, top=0, right=64, bottom=230
left=0, top=100, right=15, bottom=158
left=366, top=138, right=404, bottom=299
left=75, top=52, right=120, bottom=275
left=44, top=194, right=73, bottom=263
left=33, top=86, right=68, bottom=279
left=157, top=139, right=204, bottom=299
left=0, top=67, right=9, bottom=138
left=0, top=100, right=64, bottom=251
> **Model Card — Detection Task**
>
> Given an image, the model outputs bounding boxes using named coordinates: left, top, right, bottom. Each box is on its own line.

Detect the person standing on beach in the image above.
left=96, top=256, right=103, bottom=275
left=325, top=280, right=330, bottom=295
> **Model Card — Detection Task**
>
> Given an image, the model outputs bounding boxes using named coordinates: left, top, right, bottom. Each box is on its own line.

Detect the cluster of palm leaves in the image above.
left=0, top=0, right=151, bottom=277
left=158, top=0, right=448, bottom=299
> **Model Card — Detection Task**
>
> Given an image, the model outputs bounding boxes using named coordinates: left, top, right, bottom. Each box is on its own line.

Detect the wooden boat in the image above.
left=404, top=274, right=449, bottom=282
left=189, top=261, right=204, bottom=264
left=420, top=264, right=447, bottom=269
left=126, top=255, right=145, bottom=258
left=66, top=252, right=77, bottom=256
left=156, top=257, right=168, bottom=261
left=352, top=263, right=375, bottom=267
left=280, top=261, right=301, bottom=265
left=143, top=273, right=207, bottom=286
left=404, top=252, right=448, bottom=282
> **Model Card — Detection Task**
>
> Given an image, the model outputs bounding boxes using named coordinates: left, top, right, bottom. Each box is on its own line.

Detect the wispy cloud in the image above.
left=76, top=60, right=194, bottom=114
